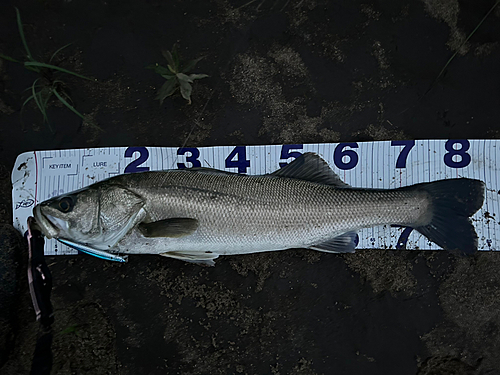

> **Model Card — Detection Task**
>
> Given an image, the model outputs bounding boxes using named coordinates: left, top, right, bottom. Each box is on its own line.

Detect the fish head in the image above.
left=33, top=183, right=145, bottom=249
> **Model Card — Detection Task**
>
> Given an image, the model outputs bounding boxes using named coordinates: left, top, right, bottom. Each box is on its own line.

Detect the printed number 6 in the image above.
left=124, top=147, right=150, bottom=173
left=334, top=143, right=359, bottom=170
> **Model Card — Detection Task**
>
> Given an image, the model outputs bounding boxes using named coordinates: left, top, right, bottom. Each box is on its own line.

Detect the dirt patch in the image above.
left=50, top=301, right=120, bottom=374
left=343, top=250, right=417, bottom=296
left=228, top=47, right=345, bottom=143
left=144, top=259, right=311, bottom=374
left=420, top=253, right=500, bottom=373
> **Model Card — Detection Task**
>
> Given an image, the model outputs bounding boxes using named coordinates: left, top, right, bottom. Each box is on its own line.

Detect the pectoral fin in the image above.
left=309, top=232, right=359, bottom=253
left=138, top=218, right=198, bottom=238
left=159, top=250, right=219, bottom=266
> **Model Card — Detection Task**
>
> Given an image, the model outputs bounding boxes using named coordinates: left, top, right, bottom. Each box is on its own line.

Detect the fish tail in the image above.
left=408, top=178, right=485, bottom=254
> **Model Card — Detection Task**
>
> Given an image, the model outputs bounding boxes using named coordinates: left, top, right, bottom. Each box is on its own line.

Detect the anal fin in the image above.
left=159, top=250, right=219, bottom=266
left=309, top=232, right=359, bottom=253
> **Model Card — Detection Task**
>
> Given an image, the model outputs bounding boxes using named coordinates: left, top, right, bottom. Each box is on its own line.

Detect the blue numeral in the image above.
left=391, top=140, right=415, bottom=168
left=444, top=140, right=471, bottom=168
left=279, top=144, right=303, bottom=168
left=225, top=146, right=250, bottom=173
left=177, top=148, right=201, bottom=169
left=124, top=147, right=150, bottom=173
left=334, top=143, right=358, bottom=170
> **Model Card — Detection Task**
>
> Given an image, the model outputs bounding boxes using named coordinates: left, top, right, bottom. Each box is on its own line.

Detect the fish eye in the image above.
left=57, top=197, right=74, bottom=213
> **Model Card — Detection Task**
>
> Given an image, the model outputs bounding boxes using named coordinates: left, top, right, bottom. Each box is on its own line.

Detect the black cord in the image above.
left=26, top=217, right=53, bottom=375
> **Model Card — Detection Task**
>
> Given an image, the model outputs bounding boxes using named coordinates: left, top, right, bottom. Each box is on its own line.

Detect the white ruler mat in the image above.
left=12, top=140, right=499, bottom=255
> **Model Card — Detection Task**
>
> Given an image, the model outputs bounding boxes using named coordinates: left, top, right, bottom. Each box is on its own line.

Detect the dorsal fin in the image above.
left=271, top=152, right=350, bottom=187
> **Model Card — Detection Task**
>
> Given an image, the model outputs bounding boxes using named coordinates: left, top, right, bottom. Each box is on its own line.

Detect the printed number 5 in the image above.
left=279, top=144, right=303, bottom=168
left=124, top=147, right=150, bottom=173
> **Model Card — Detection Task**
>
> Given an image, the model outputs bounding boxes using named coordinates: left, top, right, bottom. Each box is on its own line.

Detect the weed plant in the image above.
left=148, top=45, right=208, bottom=105
left=0, top=8, right=94, bottom=130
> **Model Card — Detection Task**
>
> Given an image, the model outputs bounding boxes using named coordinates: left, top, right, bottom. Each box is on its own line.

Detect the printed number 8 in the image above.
left=443, top=140, right=471, bottom=168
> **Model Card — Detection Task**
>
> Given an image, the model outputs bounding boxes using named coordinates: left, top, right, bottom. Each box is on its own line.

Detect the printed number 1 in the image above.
left=391, top=140, right=415, bottom=168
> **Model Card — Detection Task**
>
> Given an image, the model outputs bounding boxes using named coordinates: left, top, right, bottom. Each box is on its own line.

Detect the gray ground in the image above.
left=1, top=0, right=500, bottom=374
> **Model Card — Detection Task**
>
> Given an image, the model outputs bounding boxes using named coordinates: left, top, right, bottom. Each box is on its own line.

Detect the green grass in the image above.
left=59, top=324, right=81, bottom=336
left=0, top=8, right=94, bottom=131
left=147, top=44, right=208, bottom=105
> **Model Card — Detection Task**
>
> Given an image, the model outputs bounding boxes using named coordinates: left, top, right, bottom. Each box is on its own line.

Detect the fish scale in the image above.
left=112, top=170, right=429, bottom=255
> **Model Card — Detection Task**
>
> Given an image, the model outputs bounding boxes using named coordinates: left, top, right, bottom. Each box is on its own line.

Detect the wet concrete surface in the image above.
left=1, top=0, right=500, bottom=374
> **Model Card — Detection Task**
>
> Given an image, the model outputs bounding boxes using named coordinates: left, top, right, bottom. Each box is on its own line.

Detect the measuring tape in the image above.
left=12, top=140, right=499, bottom=255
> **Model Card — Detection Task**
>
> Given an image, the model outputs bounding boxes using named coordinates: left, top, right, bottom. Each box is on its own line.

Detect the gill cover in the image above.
left=91, top=185, right=145, bottom=249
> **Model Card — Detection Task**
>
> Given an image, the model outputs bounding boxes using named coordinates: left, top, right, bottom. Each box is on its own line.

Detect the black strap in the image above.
left=26, top=217, right=53, bottom=375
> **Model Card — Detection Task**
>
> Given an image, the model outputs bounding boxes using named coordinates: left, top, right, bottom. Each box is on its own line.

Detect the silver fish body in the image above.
left=33, top=153, right=485, bottom=265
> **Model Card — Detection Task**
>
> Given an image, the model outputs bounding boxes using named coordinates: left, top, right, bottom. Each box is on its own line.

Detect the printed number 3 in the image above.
left=124, top=147, right=150, bottom=173
left=177, top=148, right=201, bottom=169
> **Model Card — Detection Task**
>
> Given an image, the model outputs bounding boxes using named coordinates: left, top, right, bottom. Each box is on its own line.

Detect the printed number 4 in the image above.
left=225, top=146, right=250, bottom=173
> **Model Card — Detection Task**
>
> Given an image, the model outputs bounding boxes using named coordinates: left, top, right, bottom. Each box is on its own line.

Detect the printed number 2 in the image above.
left=279, top=144, right=303, bottom=168
left=124, top=147, right=150, bottom=173
left=444, top=139, right=471, bottom=168
left=225, top=146, right=250, bottom=173
left=391, top=140, right=415, bottom=168
left=177, top=148, right=201, bottom=169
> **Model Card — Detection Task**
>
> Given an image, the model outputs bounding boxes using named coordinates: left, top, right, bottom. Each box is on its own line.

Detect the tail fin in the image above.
left=411, top=178, right=485, bottom=254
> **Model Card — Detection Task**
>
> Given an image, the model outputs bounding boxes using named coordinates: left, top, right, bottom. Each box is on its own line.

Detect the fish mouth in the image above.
left=33, top=205, right=59, bottom=239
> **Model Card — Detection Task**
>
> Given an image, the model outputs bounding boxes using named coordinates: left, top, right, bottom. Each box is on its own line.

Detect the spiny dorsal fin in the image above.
left=309, top=232, right=359, bottom=253
left=139, top=218, right=198, bottom=238
left=271, top=152, right=350, bottom=187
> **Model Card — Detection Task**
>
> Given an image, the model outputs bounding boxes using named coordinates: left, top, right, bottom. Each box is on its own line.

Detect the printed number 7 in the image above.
left=391, top=141, right=415, bottom=168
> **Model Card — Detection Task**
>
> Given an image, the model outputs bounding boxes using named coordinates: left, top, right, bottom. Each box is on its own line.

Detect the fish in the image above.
left=33, top=153, right=485, bottom=265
